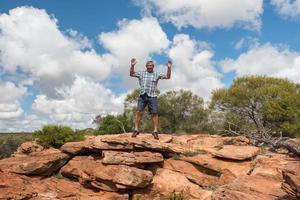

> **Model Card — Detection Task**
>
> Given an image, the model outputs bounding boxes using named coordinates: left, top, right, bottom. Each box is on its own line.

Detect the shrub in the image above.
left=166, top=190, right=185, bottom=200
left=33, top=124, right=84, bottom=148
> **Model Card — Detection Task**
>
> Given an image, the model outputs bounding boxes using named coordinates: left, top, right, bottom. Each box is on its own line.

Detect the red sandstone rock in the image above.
left=102, top=150, right=164, bottom=165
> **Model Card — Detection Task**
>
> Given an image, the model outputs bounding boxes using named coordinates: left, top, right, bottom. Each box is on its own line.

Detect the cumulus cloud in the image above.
left=220, top=43, right=300, bottom=83
left=33, top=76, right=126, bottom=129
left=0, top=81, right=26, bottom=120
left=0, top=6, right=117, bottom=98
left=159, top=34, right=223, bottom=101
left=0, top=114, right=49, bottom=132
left=99, top=17, right=170, bottom=71
left=271, top=0, right=300, bottom=19
left=134, top=0, right=263, bottom=31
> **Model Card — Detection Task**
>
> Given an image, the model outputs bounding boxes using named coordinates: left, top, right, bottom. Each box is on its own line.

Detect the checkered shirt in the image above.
left=133, top=70, right=166, bottom=97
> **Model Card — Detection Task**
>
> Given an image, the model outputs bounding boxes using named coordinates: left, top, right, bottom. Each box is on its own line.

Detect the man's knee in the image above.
left=152, top=113, right=158, bottom=117
left=136, top=111, right=143, bottom=116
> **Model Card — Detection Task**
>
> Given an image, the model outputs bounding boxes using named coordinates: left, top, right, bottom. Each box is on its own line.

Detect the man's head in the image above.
left=146, top=60, right=154, bottom=73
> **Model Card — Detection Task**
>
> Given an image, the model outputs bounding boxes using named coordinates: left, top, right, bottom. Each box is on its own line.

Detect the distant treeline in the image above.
left=0, top=133, right=33, bottom=159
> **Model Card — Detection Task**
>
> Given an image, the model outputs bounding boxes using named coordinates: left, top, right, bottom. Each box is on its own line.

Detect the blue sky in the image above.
left=1, top=0, right=300, bottom=132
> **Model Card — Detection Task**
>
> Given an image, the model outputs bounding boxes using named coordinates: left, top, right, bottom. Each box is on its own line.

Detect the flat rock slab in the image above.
left=163, top=159, right=235, bottom=189
left=181, top=154, right=251, bottom=177
left=102, top=150, right=164, bottom=165
left=211, top=174, right=288, bottom=200
left=60, top=141, right=91, bottom=155
left=211, top=145, right=260, bottom=160
left=96, top=133, right=184, bottom=153
left=0, top=148, right=70, bottom=176
left=60, top=156, right=153, bottom=191
left=134, top=168, right=212, bottom=200
left=171, top=134, right=225, bottom=152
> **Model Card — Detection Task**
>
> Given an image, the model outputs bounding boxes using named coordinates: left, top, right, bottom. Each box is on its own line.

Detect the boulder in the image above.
left=211, top=174, right=288, bottom=200
left=60, top=155, right=153, bottom=191
left=102, top=150, right=164, bottom=165
left=134, top=168, right=212, bottom=200
left=60, top=141, right=90, bottom=155
left=13, top=141, right=44, bottom=157
left=0, top=148, right=70, bottom=176
left=163, top=159, right=236, bottom=189
left=282, top=138, right=300, bottom=156
left=181, top=153, right=252, bottom=177
left=211, top=145, right=260, bottom=160
left=250, top=153, right=299, bottom=180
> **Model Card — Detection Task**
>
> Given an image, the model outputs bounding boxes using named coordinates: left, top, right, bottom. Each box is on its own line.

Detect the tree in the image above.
left=123, top=89, right=208, bottom=133
left=158, top=90, right=208, bottom=133
left=93, top=114, right=132, bottom=135
left=211, top=76, right=300, bottom=140
left=33, top=124, right=84, bottom=148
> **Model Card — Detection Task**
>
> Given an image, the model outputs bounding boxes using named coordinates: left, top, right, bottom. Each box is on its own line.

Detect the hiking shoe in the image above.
left=132, top=130, right=139, bottom=137
left=152, top=131, right=159, bottom=140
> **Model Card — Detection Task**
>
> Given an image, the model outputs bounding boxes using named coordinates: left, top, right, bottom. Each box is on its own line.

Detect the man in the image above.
left=130, top=58, right=172, bottom=139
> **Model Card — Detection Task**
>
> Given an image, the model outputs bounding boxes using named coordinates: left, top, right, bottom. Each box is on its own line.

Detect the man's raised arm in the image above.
left=130, top=58, right=137, bottom=77
left=165, top=60, right=172, bottom=79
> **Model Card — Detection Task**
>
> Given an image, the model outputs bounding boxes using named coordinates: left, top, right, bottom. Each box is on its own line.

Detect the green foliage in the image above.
left=211, top=76, right=300, bottom=137
left=158, top=90, right=208, bottom=133
left=33, top=124, right=84, bottom=148
left=166, top=190, right=185, bottom=200
left=93, top=114, right=132, bottom=135
left=0, top=133, right=33, bottom=159
left=122, top=89, right=208, bottom=134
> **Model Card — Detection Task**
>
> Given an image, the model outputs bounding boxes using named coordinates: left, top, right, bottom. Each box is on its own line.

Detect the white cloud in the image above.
left=0, top=114, right=50, bottom=132
left=134, top=0, right=263, bottom=31
left=0, top=6, right=116, bottom=98
left=160, top=34, right=223, bottom=101
left=99, top=17, right=170, bottom=71
left=33, top=76, right=126, bottom=129
left=271, top=0, right=300, bottom=19
left=220, top=43, right=300, bottom=83
left=0, top=81, right=26, bottom=120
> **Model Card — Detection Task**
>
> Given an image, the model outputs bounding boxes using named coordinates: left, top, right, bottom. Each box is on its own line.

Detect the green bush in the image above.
left=166, top=190, right=185, bottom=200
left=93, top=114, right=132, bottom=135
left=33, top=124, right=84, bottom=148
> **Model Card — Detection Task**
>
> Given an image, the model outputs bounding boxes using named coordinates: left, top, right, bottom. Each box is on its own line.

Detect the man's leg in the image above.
left=148, top=97, right=159, bottom=139
left=153, top=113, right=158, bottom=132
left=132, top=94, right=146, bottom=137
left=134, top=111, right=143, bottom=131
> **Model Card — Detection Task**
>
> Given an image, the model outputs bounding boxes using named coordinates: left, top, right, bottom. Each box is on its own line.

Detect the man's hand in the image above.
left=131, top=58, right=137, bottom=66
left=130, top=58, right=137, bottom=77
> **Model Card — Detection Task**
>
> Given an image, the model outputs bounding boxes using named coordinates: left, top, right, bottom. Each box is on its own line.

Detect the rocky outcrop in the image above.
left=0, top=148, right=70, bottom=176
left=1, top=132, right=299, bottom=200
left=0, top=171, right=128, bottom=200
left=60, top=155, right=153, bottom=191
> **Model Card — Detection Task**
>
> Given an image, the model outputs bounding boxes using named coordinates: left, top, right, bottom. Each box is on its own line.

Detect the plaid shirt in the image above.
left=133, top=70, right=166, bottom=97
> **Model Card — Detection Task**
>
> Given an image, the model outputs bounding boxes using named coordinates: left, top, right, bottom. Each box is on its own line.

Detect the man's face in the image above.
left=146, top=63, right=154, bottom=73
